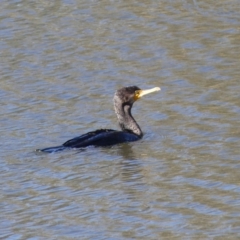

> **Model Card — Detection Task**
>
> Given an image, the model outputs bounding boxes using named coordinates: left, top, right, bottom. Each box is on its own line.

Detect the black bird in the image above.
left=37, top=86, right=160, bottom=153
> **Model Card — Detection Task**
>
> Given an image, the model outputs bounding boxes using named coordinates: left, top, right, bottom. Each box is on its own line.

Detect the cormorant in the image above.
left=37, top=86, right=160, bottom=153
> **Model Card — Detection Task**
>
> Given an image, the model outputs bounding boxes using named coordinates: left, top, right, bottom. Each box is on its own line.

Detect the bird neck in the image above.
left=115, top=103, right=143, bottom=137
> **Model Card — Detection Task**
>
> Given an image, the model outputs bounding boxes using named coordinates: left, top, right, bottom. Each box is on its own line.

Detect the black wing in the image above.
left=63, top=129, right=116, bottom=147
left=63, top=129, right=140, bottom=148
left=37, top=129, right=140, bottom=153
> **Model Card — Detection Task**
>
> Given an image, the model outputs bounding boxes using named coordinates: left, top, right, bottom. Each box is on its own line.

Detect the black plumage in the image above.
left=37, top=86, right=160, bottom=153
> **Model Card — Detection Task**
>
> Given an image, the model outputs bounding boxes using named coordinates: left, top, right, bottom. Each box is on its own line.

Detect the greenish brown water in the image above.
left=1, top=0, right=240, bottom=239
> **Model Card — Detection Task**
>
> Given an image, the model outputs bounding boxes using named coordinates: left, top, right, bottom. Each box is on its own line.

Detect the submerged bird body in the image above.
left=38, top=86, right=160, bottom=153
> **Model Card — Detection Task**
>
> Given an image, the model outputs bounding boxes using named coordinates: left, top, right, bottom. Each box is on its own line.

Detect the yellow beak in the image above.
left=134, top=87, right=161, bottom=101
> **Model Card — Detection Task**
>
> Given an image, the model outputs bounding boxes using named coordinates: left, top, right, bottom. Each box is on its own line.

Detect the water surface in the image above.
left=1, top=0, right=240, bottom=239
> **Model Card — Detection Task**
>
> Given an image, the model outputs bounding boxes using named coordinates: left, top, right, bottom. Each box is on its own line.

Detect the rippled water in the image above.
left=1, top=0, right=240, bottom=239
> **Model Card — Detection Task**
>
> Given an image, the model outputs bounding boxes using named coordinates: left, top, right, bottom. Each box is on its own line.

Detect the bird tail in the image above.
left=36, top=145, right=67, bottom=153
